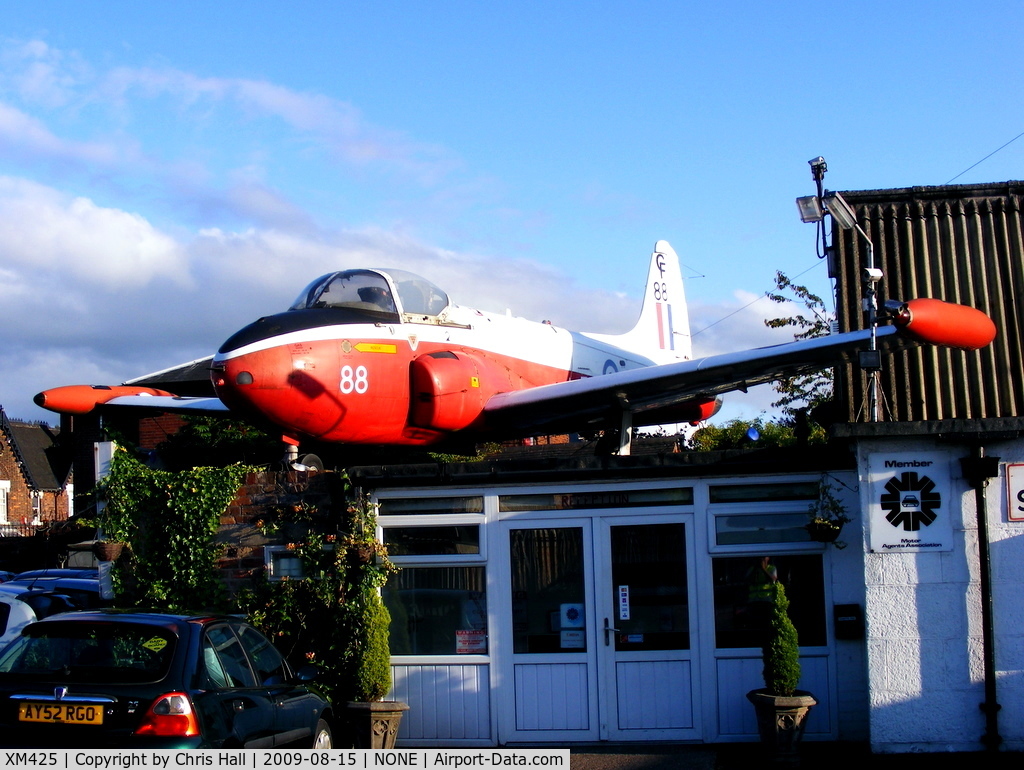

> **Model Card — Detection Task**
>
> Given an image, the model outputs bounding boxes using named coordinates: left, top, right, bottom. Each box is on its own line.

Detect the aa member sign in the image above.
left=868, top=451, right=953, bottom=553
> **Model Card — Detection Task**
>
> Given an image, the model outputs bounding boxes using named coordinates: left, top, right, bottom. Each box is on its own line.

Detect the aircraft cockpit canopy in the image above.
left=289, top=269, right=449, bottom=318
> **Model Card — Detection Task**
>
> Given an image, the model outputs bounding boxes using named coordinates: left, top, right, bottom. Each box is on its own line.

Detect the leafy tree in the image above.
left=155, top=416, right=281, bottom=470
left=688, top=417, right=802, bottom=451
left=763, top=271, right=835, bottom=423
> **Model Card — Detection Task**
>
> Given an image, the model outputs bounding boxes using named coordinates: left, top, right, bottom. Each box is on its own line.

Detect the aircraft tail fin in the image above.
left=604, top=240, right=692, bottom=365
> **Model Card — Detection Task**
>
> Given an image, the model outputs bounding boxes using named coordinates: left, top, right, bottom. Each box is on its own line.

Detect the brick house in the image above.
left=0, top=406, right=72, bottom=536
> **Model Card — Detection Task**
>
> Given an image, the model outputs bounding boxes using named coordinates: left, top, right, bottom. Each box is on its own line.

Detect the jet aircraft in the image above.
left=35, top=241, right=997, bottom=459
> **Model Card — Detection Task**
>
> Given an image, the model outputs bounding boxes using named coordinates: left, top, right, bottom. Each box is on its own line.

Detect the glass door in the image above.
left=498, top=515, right=700, bottom=743
left=597, top=516, right=700, bottom=741
left=499, top=521, right=600, bottom=742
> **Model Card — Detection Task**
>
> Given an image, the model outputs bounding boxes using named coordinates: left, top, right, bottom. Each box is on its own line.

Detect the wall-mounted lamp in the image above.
left=795, top=159, right=882, bottom=422
left=796, top=195, right=824, bottom=223
left=822, top=191, right=859, bottom=230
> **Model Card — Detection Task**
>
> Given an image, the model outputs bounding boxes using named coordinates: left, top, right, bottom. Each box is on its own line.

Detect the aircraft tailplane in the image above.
left=593, top=240, right=692, bottom=365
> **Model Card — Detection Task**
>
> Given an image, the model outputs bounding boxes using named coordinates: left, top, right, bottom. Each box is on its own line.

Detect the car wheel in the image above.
left=312, top=719, right=333, bottom=749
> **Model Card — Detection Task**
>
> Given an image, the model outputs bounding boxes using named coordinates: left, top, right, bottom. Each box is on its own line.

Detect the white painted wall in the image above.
left=856, top=436, right=1024, bottom=754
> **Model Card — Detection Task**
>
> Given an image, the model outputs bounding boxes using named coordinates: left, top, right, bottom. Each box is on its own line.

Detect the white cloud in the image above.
left=0, top=39, right=89, bottom=108
left=0, top=102, right=118, bottom=165
left=0, top=176, right=191, bottom=288
left=99, top=65, right=458, bottom=184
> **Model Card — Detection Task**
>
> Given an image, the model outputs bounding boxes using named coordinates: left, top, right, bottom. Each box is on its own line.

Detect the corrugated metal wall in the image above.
left=831, top=182, right=1024, bottom=422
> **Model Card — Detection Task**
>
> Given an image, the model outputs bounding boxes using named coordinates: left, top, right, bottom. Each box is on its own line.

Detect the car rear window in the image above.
left=0, top=621, right=177, bottom=683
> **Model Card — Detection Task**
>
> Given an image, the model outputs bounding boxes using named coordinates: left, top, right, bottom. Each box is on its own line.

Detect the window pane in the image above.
left=206, top=625, right=256, bottom=687
left=383, top=525, right=480, bottom=556
left=237, top=624, right=289, bottom=685
left=510, top=528, right=586, bottom=654
left=379, top=497, right=483, bottom=516
left=500, top=488, right=692, bottom=512
left=269, top=550, right=304, bottom=579
left=715, top=513, right=813, bottom=545
left=0, top=622, right=176, bottom=683
left=611, top=523, right=689, bottom=651
left=709, top=482, right=818, bottom=503
left=384, top=567, right=487, bottom=655
left=712, top=554, right=826, bottom=648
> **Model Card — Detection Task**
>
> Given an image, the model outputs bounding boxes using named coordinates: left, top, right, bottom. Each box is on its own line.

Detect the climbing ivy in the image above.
left=100, top=446, right=255, bottom=612
left=238, top=483, right=398, bottom=706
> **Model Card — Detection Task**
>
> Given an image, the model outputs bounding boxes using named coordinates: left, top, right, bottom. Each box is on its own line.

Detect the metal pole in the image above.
left=960, top=446, right=1002, bottom=751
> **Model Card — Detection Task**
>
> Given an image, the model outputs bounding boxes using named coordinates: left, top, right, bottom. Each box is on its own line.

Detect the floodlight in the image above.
left=796, top=196, right=824, bottom=223
left=823, top=191, right=859, bottom=230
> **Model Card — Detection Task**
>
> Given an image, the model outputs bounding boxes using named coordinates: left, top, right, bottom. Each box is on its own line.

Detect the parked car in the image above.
left=6, top=570, right=105, bottom=610
left=11, top=568, right=100, bottom=581
left=0, top=610, right=333, bottom=748
left=0, top=572, right=14, bottom=584
left=0, top=584, right=79, bottom=648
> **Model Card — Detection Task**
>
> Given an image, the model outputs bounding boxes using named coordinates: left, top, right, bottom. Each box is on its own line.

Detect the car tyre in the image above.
left=312, top=718, right=333, bottom=749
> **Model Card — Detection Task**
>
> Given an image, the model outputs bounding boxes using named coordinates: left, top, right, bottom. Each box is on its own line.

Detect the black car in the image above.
left=0, top=610, right=333, bottom=748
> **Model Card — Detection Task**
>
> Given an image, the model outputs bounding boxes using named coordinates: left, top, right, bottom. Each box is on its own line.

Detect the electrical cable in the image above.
left=946, top=129, right=1024, bottom=185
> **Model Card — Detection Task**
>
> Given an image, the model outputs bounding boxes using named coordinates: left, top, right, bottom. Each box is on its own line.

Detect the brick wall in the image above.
left=216, top=469, right=344, bottom=596
left=137, top=414, right=188, bottom=451
left=0, top=429, right=32, bottom=524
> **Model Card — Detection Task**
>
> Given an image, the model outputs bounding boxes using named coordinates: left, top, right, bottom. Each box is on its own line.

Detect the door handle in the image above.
left=603, top=618, right=620, bottom=646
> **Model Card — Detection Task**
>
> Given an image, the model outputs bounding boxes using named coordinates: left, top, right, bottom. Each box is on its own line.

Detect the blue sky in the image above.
left=2, top=1, right=1022, bottom=426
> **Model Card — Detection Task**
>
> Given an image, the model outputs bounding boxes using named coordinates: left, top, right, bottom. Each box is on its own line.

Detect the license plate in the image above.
left=18, top=702, right=104, bottom=725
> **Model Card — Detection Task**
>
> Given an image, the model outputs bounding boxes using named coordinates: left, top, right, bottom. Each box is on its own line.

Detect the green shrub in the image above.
left=100, top=446, right=253, bottom=612
left=761, top=582, right=801, bottom=697
left=355, top=591, right=393, bottom=701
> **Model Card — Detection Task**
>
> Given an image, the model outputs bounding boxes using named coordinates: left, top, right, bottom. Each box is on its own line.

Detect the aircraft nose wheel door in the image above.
left=498, top=516, right=700, bottom=744
left=598, top=517, right=701, bottom=741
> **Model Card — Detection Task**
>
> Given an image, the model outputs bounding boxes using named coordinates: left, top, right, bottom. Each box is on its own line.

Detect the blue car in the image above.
left=0, top=610, right=333, bottom=748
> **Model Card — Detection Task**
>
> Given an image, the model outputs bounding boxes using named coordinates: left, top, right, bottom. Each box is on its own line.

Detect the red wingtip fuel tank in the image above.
left=33, top=385, right=176, bottom=415
left=894, top=298, right=998, bottom=350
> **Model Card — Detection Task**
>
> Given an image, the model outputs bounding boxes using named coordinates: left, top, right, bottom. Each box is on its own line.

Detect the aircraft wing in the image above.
left=482, top=298, right=997, bottom=436
left=123, top=356, right=218, bottom=397
left=98, top=394, right=230, bottom=413
left=32, top=355, right=229, bottom=416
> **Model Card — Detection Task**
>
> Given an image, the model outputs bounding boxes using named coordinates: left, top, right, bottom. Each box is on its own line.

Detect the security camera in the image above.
left=863, top=267, right=883, bottom=283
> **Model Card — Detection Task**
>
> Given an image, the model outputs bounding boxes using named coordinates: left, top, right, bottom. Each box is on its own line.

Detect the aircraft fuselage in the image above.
left=211, top=274, right=657, bottom=446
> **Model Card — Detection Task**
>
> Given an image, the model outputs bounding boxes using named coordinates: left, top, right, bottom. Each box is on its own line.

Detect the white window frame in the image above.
left=0, top=481, right=9, bottom=525
left=263, top=545, right=305, bottom=581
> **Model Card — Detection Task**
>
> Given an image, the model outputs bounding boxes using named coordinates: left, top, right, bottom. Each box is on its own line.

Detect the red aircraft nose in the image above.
left=215, top=346, right=348, bottom=438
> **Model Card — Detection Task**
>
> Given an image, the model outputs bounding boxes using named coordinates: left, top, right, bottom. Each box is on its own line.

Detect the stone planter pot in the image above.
left=345, top=700, right=409, bottom=749
left=746, top=689, right=816, bottom=764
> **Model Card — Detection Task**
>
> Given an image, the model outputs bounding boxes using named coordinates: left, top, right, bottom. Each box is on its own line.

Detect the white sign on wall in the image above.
left=868, top=451, right=953, bottom=553
left=1007, top=464, right=1024, bottom=522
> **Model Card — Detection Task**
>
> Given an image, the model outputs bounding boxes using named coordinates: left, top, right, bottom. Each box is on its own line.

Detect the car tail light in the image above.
left=134, top=692, right=201, bottom=737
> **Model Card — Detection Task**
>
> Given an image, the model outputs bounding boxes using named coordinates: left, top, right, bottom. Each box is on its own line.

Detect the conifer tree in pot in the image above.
left=342, top=494, right=408, bottom=749
left=344, top=586, right=409, bottom=748
left=746, top=581, right=817, bottom=763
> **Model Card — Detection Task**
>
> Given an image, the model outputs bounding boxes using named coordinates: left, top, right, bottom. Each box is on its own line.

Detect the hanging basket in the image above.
left=805, top=520, right=843, bottom=543
left=92, top=541, right=125, bottom=562
left=346, top=544, right=375, bottom=567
